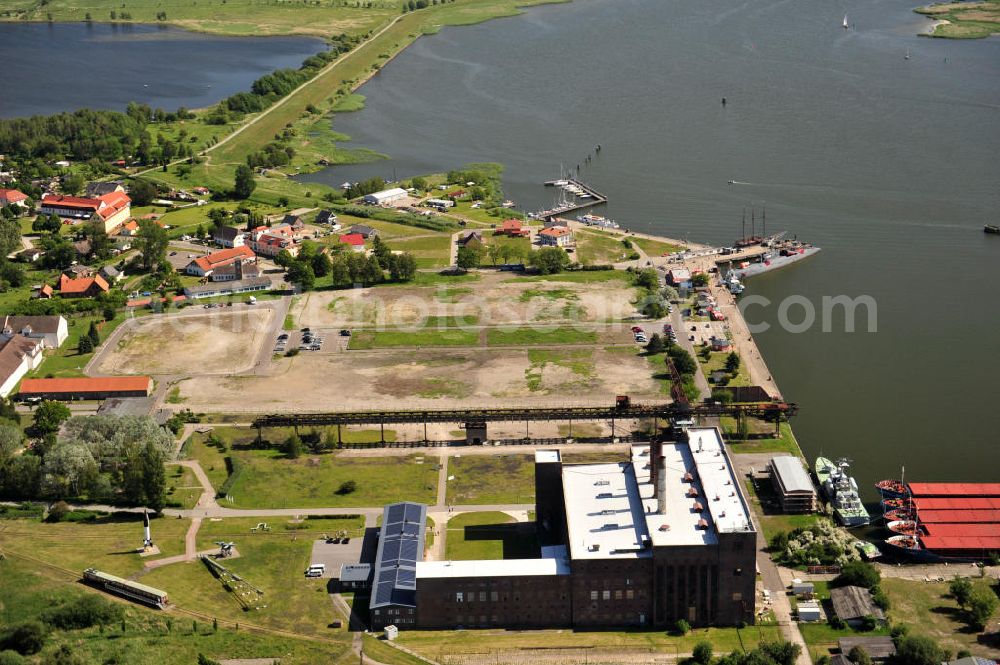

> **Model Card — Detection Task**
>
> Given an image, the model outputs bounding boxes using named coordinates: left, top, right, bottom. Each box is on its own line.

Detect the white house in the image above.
left=1, top=315, right=68, bottom=349
left=213, top=225, right=246, bottom=248
left=538, top=226, right=573, bottom=247
left=0, top=336, right=44, bottom=398
left=363, top=188, right=407, bottom=206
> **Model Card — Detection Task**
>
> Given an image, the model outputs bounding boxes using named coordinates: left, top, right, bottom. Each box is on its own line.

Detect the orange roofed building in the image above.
left=40, top=191, right=131, bottom=234
left=57, top=274, right=109, bottom=298
left=184, top=245, right=257, bottom=278
left=497, top=219, right=531, bottom=238
left=17, top=376, right=152, bottom=400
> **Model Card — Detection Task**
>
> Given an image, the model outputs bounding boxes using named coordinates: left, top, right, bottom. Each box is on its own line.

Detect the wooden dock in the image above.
left=535, top=178, right=607, bottom=220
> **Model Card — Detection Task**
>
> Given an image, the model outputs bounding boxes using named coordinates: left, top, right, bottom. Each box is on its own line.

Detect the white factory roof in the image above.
left=633, top=427, right=753, bottom=547
left=416, top=545, right=570, bottom=578
left=366, top=187, right=407, bottom=201
left=561, top=462, right=652, bottom=560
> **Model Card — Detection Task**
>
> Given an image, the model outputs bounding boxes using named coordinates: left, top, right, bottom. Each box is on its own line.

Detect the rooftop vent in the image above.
left=658, top=524, right=671, bottom=532
left=602, top=523, right=618, bottom=530
left=683, top=472, right=694, bottom=482
left=594, top=480, right=610, bottom=486
left=686, top=487, right=699, bottom=498
left=693, top=501, right=704, bottom=511
left=600, top=509, right=616, bottom=515
left=697, top=518, right=709, bottom=529
left=588, top=543, right=600, bottom=552
left=597, top=492, right=613, bottom=499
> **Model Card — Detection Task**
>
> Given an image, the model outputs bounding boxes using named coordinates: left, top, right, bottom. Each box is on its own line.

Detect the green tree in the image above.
left=0, top=218, right=20, bottom=257
left=136, top=219, right=169, bottom=272
left=336, top=480, right=357, bottom=495
left=387, top=253, right=417, bottom=282
left=77, top=335, right=94, bottom=354
left=634, top=268, right=659, bottom=290
left=233, top=165, right=256, bottom=200
left=310, top=251, right=331, bottom=278
left=410, top=176, right=427, bottom=191
left=725, top=351, right=741, bottom=374
left=673, top=618, right=690, bottom=635
left=32, top=215, right=61, bottom=234
left=61, top=173, right=84, bottom=196
left=893, top=635, right=946, bottom=665
left=849, top=646, right=872, bottom=665
left=645, top=333, right=665, bottom=354
left=128, top=179, right=158, bottom=206
left=833, top=561, right=880, bottom=589
left=0, top=621, right=48, bottom=655
left=530, top=246, right=569, bottom=275
left=87, top=321, right=101, bottom=348
left=692, top=641, right=713, bottom=665
left=949, top=577, right=973, bottom=607
left=30, top=401, right=71, bottom=437
left=274, top=249, right=295, bottom=269
left=141, top=442, right=166, bottom=512
left=456, top=245, right=482, bottom=270
left=966, top=585, right=998, bottom=630
left=286, top=261, right=315, bottom=291
left=371, top=235, right=391, bottom=264
left=283, top=434, right=302, bottom=459
left=692, top=272, right=710, bottom=287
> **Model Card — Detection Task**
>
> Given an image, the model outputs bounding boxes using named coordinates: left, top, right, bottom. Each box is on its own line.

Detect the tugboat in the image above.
left=815, top=457, right=871, bottom=527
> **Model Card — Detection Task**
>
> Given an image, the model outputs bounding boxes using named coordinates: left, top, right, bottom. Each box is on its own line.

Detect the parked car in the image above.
left=630, top=326, right=644, bottom=333
left=339, top=329, right=351, bottom=336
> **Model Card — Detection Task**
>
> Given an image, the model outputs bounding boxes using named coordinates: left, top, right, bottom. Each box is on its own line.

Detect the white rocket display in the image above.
left=143, top=509, right=153, bottom=548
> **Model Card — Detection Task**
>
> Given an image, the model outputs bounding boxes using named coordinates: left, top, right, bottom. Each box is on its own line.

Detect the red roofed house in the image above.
left=184, top=245, right=257, bottom=278
left=0, top=189, right=29, bottom=208
left=497, top=219, right=530, bottom=238
left=17, top=375, right=153, bottom=401
left=40, top=190, right=131, bottom=233
left=538, top=226, right=573, bottom=247
left=57, top=274, right=110, bottom=298
left=339, top=233, right=366, bottom=253
left=247, top=224, right=299, bottom=258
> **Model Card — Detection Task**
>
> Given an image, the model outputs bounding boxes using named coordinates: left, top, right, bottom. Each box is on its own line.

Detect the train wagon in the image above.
left=82, top=568, right=168, bottom=609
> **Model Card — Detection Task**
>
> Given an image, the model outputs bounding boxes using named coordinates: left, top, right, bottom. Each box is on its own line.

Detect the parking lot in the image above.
left=307, top=528, right=378, bottom=579
left=273, top=327, right=337, bottom=355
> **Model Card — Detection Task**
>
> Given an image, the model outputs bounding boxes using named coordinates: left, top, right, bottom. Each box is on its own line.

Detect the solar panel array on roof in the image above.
left=369, top=502, right=427, bottom=610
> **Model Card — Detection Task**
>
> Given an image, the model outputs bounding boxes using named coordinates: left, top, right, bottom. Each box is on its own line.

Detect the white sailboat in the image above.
left=842, top=14, right=849, bottom=29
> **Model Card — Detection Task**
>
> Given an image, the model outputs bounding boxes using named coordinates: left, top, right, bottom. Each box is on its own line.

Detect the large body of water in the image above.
left=299, top=0, right=1000, bottom=496
left=0, top=23, right=324, bottom=118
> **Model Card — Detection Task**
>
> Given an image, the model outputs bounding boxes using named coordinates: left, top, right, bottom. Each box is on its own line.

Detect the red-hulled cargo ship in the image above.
left=881, top=481, right=1000, bottom=562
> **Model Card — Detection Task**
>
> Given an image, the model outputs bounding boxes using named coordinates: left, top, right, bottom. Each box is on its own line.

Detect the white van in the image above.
left=305, top=564, right=325, bottom=577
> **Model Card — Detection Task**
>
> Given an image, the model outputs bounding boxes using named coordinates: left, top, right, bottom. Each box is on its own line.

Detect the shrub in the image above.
left=41, top=595, right=122, bottom=629
left=0, top=622, right=48, bottom=655
left=45, top=501, right=71, bottom=523
left=0, top=651, right=27, bottom=665
left=336, top=480, right=357, bottom=496
left=674, top=618, right=690, bottom=635
left=692, top=641, right=713, bottom=665
left=833, top=561, right=880, bottom=589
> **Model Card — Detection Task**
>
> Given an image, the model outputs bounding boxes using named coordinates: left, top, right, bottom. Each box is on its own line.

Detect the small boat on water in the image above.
left=577, top=213, right=619, bottom=228
left=875, top=477, right=909, bottom=500
left=884, top=508, right=915, bottom=522
left=885, top=534, right=921, bottom=554
left=887, top=520, right=919, bottom=535
left=882, top=497, right=912, bottom=510
left=815, top=457, right=871, bottom=527
left=985, top=224, right=1000, bottom=234
left=854, top=540, right=881, bottom=560
left=842, top=14, right=849, bottom=29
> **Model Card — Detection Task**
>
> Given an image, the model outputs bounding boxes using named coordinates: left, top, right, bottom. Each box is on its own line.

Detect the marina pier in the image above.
left=536, top=178, right=608, bottom=219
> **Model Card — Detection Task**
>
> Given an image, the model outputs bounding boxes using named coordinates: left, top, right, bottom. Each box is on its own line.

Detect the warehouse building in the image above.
left=17, top=376, right=152, bottom=401
left=363, top=188, right=407, bottom=206
left=368, top=427, right=757, bottom=632
left=768, top=455, right=818, bottom=513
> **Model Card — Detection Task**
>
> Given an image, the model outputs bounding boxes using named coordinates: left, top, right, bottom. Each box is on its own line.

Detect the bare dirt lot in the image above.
left=292, top=272, right=641, bottom=329
left=175, top=346, right=665, bottom=413
left=95, top=309, right=273, bottom=375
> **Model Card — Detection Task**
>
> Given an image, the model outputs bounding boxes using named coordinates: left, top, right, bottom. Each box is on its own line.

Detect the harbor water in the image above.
left=298, top=0, right=1000, bottom=497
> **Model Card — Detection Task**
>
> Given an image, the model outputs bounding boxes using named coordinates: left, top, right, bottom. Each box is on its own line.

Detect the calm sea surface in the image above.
left=0, top=23, right=324, bottom=118
left=298, top=0, right=1000, bottom=496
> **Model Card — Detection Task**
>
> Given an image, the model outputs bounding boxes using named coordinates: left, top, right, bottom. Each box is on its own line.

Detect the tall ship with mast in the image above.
left=815, top=457, right=870, bottom=527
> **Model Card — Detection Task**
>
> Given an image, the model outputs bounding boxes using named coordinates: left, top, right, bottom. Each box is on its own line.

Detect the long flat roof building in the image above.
left=17, top=376, right=152, bottom=401
left=369, top=502, right=426, bottom=630
left=768, top=455, right=818, bottom=514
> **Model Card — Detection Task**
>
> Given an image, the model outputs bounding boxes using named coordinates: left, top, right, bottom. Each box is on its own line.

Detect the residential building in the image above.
left=56, top=274, right=110, bottom=298
left=837, top=637, right=897, bottom=661
left=539, top=226, right=573, bottom=247
left=213, top=225, right=246, bottom=248
left=18, top=248, right=42, bottom=263
left=710, top=336, right=733, bottom=352
left=281, top=214, right=304, bottom=229
left=184, top=246, right=256, bottom=278
left=340, top=234, right=366, bottom=253
left=118, top=220, right=140, bottom=237
left=456, top=231, right=482, bottom=247
left=315, top=210, right=338, bottom=226
left=367, top=428, right=757, bottom=632
left=0, top=188, right=29, bottom=208
left=41, top=191, right=131, bottom=233
left=0, top=336, right=44, bottom=398
left=768, top=456, right=818, bottom=514
left=248, top=225, right=298, bottom=258
left=829, top=586, right=886, bottom=628
left=425, top=198, right=454, bottom=210
left=666, top=268, right=692, bottom=288
left=0, top=315, right=68, bottom=348
left=183, top=276, right=272, bottom=299
left=338, top=564, right=372, bottom=592
left=347, top=224, right=378, bottom=239
left=17, top=376, right=152, bottom=401
left=497, top=219, right=530, bottom=238
left=209, top=260, right=260, bottom=283
left=363, top=188, right=407, bottom=206
left=84, top=182, right=125, bottom=198
left=99, top=265, right=123, bottom=284
left=544, top=218, right=570, bottom=229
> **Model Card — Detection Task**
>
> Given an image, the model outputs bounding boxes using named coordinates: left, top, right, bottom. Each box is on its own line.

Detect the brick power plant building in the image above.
left=368, top=427, right=757, bottom=631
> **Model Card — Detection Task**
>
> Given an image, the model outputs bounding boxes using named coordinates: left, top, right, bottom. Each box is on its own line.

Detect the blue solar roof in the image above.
left=369, top=502, right=427, bottom=609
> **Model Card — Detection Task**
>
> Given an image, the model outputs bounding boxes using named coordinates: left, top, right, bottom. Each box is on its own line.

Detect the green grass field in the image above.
left=631, top=235, right=685, bottom=257
left=27, top=312, right=129, bottom=378
left=883, top=578, right=999, bottom=657
left=444, top=511, right=535, bottom=560
left=348, top=328, right=479, bottom=349
left=575, top=229, right=629, bottom=265
left=226, top=450, right=438, bottom=508
left=0, top=557, right=341, bottom=665
left=486, top=326, right=598, bottom=346
left=446, top=455, right=534, bottom=504
left=723, top=421, right=803, bottom=456
left=505, top=269, right=630, bottom=283
left=165, top=464, right=204, bottom=509
left=699, top=350, right=752, bottom=388
left=916, top=0, right=1000, bottom=38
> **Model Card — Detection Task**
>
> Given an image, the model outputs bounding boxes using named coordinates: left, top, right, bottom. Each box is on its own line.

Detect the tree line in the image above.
left=279, top=236, right=417, bottom=291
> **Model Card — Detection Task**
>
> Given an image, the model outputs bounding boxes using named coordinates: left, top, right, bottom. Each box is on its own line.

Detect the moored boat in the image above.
left=875, top=478, right=909, bottom=499
left=854, top=540, right=881, bottom=560
left=884, top=508, right=915, bottom=522
left=815, top=457, right=870, bottom=527
left=887, top=520, right=919, bottom=535
left=985, top=224, right=1000, bottom=235
left=882, top=497, right=912, bottom=510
